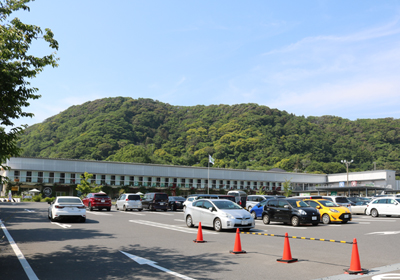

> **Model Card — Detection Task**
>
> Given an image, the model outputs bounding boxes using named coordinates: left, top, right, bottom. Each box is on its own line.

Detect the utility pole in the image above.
left=341, top=160, right=353, bottom=193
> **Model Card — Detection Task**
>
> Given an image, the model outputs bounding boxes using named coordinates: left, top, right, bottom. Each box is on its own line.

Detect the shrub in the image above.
left=43, top=197, right=54, bottom=203
left=33, top=194, right=42, bottom=202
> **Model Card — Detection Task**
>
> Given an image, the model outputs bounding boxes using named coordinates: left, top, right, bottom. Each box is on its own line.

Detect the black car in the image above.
left=168, top=196, right=186, bottom=211
left=142, top=192, right=169, bottom=211
left=262, top=198, right=320, bottom=226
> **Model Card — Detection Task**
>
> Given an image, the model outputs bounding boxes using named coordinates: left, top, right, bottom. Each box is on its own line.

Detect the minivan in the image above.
left=142, top=192, right=168, bottom=211
left=227, top=190, right=247, bottom=208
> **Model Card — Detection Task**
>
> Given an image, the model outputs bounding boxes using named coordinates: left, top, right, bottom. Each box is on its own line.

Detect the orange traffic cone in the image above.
left=277, top=232, right=298, bottom=263
left=193, top=222, right=207, bottom=243
left=344, top=238, right=368, bottom=274
left=230, top=228, right=246, bottom=254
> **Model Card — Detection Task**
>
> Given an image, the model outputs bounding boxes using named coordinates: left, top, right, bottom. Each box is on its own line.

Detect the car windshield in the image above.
left=94, top=194, right=108, bottom=198
left=170, top=197, right=185, bottom=201
left=127, top=195, right=140, bottom=200
left=287, top=200, right=310, bottom=208
left=58, top=198, right=82, bottom=204
left=213, top=200, right=242, bottom=210
left=318, top=200, right=339, bottom=207
left=335, top=197, right=349, bottom=203
left=396, top=199, right=400, bottom=203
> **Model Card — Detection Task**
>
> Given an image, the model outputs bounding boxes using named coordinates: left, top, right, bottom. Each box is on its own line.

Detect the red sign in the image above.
left=351, top=181, right=357, bottom=187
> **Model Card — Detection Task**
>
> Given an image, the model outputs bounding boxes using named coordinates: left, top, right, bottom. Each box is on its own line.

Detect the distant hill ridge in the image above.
left=17, top=97, right=400, bottom=175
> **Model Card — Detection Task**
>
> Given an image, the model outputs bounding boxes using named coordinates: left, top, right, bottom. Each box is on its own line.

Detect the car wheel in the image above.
left=214, top=218, right=222, bottom=232
left=247, top=205, right=252, bottom=211
left=49, top=212, right=55, bottom=222
left=163, top=209, right=167, bottom=212
left=107, top=207, right=111, bottom=211
left=186, top=215, right=194, bottom=228
left=371, top=209, right=379, bottom=217
left=262, top=214, right=270, bottom=225
left=80, top=217, right=86, bottom=223
left=251, top=211, right=256, bottom=219
left=48, top=210, right=51, bottom=219
left=115, top=204, right=119, bottom=210
left=322, top=214, right=330, bottom=224
left=123, top=205, right=127, bottom=211
left=138, top=209, right=143, bottom=211
left=291, top=216, right=300, bottom=227
left=89, top=203, right=93, bottom=211
left=312, top=222, right=319, bottom=226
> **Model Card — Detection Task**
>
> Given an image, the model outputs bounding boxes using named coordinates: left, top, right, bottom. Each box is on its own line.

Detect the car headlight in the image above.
left=298, top=209, right=307, bottom=215
left=222, top=212, right=235, bottom=219
left=329, top=208, right=340, bottom=213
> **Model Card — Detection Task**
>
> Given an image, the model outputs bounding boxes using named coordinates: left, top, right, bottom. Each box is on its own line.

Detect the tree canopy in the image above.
left=16, top=97, right=400, bottom=176
left=0, top=0, right=58, bottom=181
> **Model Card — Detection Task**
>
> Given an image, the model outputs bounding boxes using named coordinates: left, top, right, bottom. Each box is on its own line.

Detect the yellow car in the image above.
left=303, top=199, right=352, bottom=224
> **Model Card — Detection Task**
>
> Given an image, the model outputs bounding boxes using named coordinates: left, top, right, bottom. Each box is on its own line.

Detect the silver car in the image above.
left=115, top=193, right=143, bottom=211
left=185, top=199, right=255, bottom=232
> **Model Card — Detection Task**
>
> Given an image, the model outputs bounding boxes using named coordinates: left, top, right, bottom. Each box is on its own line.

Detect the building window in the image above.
left=26, top=171, right=32, bottom=183
left=182, top=178, right=186, bottom=183
left=120, top=176, right=124, bottom=186
left=38, top=172, right=43, bottom=183
left=49, top=172, right=54, bottom=183
left=197, top=179, right=201, bottom=183
left=157, top=177, right=160, bottom=182
left=111, top=175, right=115, bottom=185
left=59, top=173, right=65, bottom=183
left=91, top=174, right=96, bottom=184
left=70, top=173, right=75, bottom=184
left=101, top=175, right=106, bottom=185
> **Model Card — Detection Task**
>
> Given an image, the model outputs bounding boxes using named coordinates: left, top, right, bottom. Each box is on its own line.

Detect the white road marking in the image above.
left=144, top=212, right=174, bottom=216
left=121, top=212, right=145, bottom=216
left=315, top=263, right=400, bottom=280
left=174, top=219, right=185, bottom=222
left=366, top=231, right=400, bottom=235
left=0, top=219, right=39, bottom=280
left=357, top=222, right=371, bottom=224
left=86, top=212, right=113, bottom=216
left=129, top=220, right=219, bottom=234
left=372, top=273, right=400, bottom=280
left=121, top=251, right=196, bottom=280
left=327, top=225, right=342, bottom=227
left=354, top=219, right=396, bottom=222
left=51, top=222, right=72, bottom=228
left=24, top=209, right=35, bottom=212
left=255, top=221, right=307, bottom=229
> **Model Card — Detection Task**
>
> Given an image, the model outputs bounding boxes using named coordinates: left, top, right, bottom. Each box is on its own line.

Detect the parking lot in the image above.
left=1, top=202, right=400, bottom=280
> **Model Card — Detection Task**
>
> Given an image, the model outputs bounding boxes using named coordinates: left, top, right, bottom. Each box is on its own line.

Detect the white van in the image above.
left=227, top=190, right=247, bottom=208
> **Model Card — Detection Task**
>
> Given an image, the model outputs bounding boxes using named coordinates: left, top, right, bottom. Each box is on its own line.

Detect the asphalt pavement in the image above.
left=1, top=202, right=400, bottom=280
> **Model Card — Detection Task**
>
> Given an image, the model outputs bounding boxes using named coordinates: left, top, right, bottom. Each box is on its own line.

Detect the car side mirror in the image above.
left=208, top=207, right=214, bottom=212
left=48, top=201, right=52, bottom=205
left=316, top=205, right=321, bottom=209
left=284, top=205, right=289, bottom=209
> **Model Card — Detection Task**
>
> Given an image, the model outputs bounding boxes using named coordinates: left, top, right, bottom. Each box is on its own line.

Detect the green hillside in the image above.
left=17, top=97, right=400, bottom=175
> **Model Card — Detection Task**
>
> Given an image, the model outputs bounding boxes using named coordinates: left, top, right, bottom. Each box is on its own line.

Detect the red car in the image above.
left=82, top=192, right=111, bottom=211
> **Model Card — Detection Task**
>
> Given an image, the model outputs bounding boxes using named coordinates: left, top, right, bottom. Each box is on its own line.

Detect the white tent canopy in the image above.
left=29, top=189, right=40, bottom=193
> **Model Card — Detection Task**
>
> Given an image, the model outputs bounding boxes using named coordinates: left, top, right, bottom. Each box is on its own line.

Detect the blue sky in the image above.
left=9, top=0, right=400, bottom=128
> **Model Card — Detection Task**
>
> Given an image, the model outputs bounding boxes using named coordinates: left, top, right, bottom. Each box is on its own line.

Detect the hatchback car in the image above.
left=323, top=196, right=352, bottom=211
left=366, top=197, right=400, bottom=217
left=82, top=192, right=111, bottom=211
left=262, top=198, right=320, bottom=226
left=247, top=195, right=286, bottom=211
left=303, top=199, right=352, bottom=224
left=168, top=196, right=186, bottom=211
left=115, top=193, right=143, bottom=211
left=185, top=199, right=255, bottom=232
left=48, top=196, right=86, bottom=222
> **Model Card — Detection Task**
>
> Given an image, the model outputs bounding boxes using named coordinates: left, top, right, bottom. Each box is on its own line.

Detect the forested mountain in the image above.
left=17, top=97, right=400, bottom=175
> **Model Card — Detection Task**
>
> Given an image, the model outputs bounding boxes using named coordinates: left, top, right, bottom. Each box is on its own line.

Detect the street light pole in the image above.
left=341, top=159, right=353, bottom=188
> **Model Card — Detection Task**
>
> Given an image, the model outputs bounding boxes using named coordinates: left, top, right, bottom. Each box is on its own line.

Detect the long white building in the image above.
left=1, top=157, right=398, bottom=197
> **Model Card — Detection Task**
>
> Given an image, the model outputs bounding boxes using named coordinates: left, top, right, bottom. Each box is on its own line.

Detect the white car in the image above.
left=115, top=193, right=143, bottom=211
left=366, top=197, right=400, bottom=217
left=48, top=196, right=86, bottom=222
left=185, top=199, right=255, bottom=232
left=351, top=201, right=368, bottom=215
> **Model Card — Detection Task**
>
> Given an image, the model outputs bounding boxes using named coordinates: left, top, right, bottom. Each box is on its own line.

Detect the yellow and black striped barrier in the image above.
left=240, top=232, right=353, bottom=244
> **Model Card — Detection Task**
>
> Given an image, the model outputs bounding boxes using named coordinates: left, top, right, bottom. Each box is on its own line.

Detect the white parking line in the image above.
left=121, top=212, right=145, bottom=216
left=51, top=222, right=72, bottom=228
left=255, top=221, right=307, bottom=229
left=129, top=220, right=219, bottom=234
left=86, top=212, right=113, bottom=216
left=0, top=220, right=39, bottom=280
left=174, top=219, right=185, bottom=222
left=354, top=219, right=396, bottom=222
left=144, top=212, right=174, bottom=216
